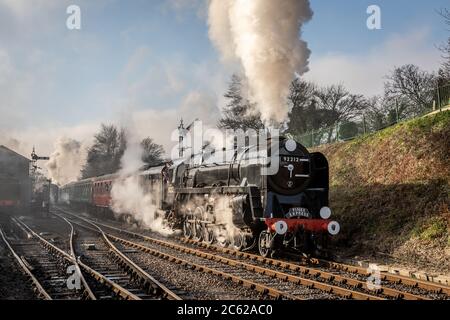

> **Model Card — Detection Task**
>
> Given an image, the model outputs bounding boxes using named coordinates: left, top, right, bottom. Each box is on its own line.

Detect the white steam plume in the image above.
left=110, top=129, right=173, bottom=236
left=213, top=196, right=240, bottom=242
left=46, top=137, right=86, bottom=186
left=208, top=0, right=313, bottom=123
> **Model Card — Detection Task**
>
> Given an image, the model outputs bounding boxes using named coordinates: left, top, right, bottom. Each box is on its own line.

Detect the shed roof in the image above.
left=0, top=145, right=30, bottom=162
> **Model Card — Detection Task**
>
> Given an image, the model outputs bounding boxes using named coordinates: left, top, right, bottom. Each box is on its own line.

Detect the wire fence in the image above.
left=294, top=83, right=450, bottom=148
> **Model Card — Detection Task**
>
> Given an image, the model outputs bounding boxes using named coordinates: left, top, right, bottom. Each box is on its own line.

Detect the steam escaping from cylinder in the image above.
left=46, top=137, right=86, bottom=186
left=208, top=0, right=313, bottom=124
left=213, top=196, right=240, bottom=243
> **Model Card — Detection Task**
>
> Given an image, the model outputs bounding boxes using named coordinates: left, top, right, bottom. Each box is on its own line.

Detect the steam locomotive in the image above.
left=60, top=135, right=339, bottom=257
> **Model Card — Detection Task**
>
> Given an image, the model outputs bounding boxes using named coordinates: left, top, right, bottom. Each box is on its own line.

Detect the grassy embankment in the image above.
left=314, top=111, right=450, bottom=272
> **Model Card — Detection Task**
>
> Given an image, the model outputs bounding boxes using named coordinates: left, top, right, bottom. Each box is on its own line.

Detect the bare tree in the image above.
left=384, top=64, right=436, bottom=115
left=218, top=74, right=264, bottom=131
left=287, top=78, right=332, bottom=136
left=363, top=96, right=387, bottom=131
left=81, top=124, right=126, bottom=178
left=314, top=84, right=367, bottom=124
left=437, top=8, right=450, bottom=82
left=313, top=84, right=367, bottom=141
left=437, top=8, right=450, bottom=28
left=141, top=137, right=164, bottom=167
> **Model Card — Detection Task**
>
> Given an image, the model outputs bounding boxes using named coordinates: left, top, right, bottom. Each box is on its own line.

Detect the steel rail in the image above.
left=111, top=232, right=384, bottom=300
left=309, top=258, right=450, bottom=296
left=57, top=209, right=384, bottom=300
left=178, top=239, right=430, bottom=300
left=56, top=207, right=447, bottom=299
left=171, top=229, right=450, bottom=298
left=61, top=213, right=299, bottom=300
left=174, top=235, right=450, bottom=296
left=59, top=215, right=97, bottom=300
left=13, top=218, right=141, bottom=300
left=0, top=227, right=52, bottom=300
left=55, top=212, right=182, bottom=300
left=112, top=234, right=300, bottom=300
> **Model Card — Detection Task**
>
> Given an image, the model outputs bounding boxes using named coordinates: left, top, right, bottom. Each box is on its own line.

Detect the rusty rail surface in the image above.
left=63, top=215, right=299, bottom=300
left=52, top=211, right=181, bottom=300
left=0, top=226, right=52, bottom=300
left=13, top=217, right=141, bottom=300
left=56, top=206, right=450, bottom=300
left=57, top=209, right=388, bottom=300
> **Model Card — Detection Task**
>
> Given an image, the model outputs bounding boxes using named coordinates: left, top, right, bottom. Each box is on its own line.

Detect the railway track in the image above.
left=55, top=207, right=450, bottom=300
left=1, top=215, right=181, bottom=300
left=0, top=217, right=88, bottom=300
left=173, top=238, right=450, bottom=300
left=67, top=217, right=182, bottom=300
left=0, top=226, right=52, bottom=300
left=110, top=218, right=450, bottom=299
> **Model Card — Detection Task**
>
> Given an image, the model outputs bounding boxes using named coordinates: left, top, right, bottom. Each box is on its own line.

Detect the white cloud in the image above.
left=125, top=90, right=220, bottom=155
left=0, top=122, right=98, bottom=160
left=166, top=0, right=207, bottom=19
left=0, top=49, right=13, bottom=85
left=305, top=29, right=441, bottom=96
left=0, top=0, right=58, bottom=18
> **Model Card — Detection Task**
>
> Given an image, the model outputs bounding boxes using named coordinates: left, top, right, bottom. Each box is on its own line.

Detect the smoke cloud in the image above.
left=208, top=0, right=313, bottom=124
left=110, top=129, right=173, bottom=236
left=46, top=137, right=87, bottom=186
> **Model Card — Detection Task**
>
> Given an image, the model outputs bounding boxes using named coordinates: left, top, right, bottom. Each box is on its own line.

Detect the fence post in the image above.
left=311, top=130, right=314, bottom=147
left=436, top=83, right=441, bottom=112
left=335, top=122, right=339, bottom=142
left=395, top=99, right=399, bottom=123
left=363, top=115, right=367, bottom=134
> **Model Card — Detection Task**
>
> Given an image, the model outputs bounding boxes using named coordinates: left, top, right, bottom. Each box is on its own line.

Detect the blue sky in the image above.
left=0, top=0, right=448, bottom=155
left=306, top=0, right=448, bottom=54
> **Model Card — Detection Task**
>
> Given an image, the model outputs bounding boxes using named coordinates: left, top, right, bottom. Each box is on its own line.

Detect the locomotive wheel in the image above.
left=192, top=221, right=203, bottom=241
left=231, top=230, right=246, bottom=251
left=203, top=225, right=215, bottom=245
left=258, top=230, right=271, bottom=257
left=183, top=219, right=193, bottom=239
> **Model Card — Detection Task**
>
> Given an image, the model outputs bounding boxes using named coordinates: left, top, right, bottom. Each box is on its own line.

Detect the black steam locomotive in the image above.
left=165, top=135, right=339, bottom=256
left=61, top=135, right=339, bottom=257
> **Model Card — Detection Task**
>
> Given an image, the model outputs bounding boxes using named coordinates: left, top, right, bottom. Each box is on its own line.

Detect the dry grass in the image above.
left=315, top=111, right=450, bottom=272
